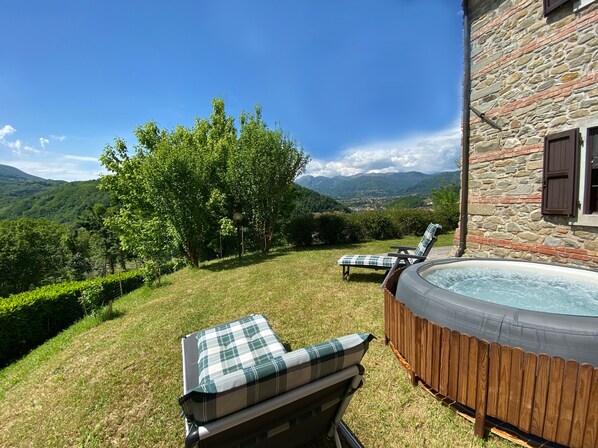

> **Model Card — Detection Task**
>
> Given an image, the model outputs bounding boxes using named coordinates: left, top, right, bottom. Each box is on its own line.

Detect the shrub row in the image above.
left=284, top=208, right=452, bottom=247
left=0, top=265, right=175, bottom=368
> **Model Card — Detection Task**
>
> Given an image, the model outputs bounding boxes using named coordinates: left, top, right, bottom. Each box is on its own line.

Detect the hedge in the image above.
left=285, top=208, right=454, bottom=247
left=0, top=270, right=150, bottom=368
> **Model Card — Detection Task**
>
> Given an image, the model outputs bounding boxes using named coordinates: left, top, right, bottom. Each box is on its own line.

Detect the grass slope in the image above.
left=0, top=236, right=513, bottom=447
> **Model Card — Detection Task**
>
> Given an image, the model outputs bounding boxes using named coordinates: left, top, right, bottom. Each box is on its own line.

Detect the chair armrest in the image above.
left=387, top=253, right=427, bottom=261
left=390, top=245, right=416, bottom=250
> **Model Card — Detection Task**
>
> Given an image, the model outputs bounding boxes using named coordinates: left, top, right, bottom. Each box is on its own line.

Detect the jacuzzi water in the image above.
left=423, top=266, right=598, bottom=317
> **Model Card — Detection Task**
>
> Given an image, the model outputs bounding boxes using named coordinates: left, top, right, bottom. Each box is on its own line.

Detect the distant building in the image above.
left=456, top=0, right=598, bottom=268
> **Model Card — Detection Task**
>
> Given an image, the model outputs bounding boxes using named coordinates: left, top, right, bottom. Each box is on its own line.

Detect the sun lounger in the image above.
left=337, top=223, right=442, bottom=283
left=179, top=314, right=374, bottom=448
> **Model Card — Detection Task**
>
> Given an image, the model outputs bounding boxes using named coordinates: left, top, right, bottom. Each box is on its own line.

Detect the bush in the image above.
left=0, top=270, right=146, bottom=367
left=348, top=211, right=400, bottom=240
left=314, top=213, right=348, bottom=245
left=285, top=215, right=316, bottom=246
left=281, top=208, right=446, bottom=248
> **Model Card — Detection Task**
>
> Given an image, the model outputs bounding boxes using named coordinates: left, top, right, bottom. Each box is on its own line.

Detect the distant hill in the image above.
left=0, top=179, right=111, bottom=224
left=292, top=185, right=349, bottom=215
left=0, top=164, right=345, bottom=224
left=0, top=164, right=65, bottom=213
left=296, top=171, right=460, bottom=199
left=0, top=164, right=49, bottom=181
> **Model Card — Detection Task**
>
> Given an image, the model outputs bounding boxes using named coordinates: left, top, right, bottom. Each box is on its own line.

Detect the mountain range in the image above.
left=0, top=164, right=346, bottom=223
left=296, top=171, right=460, bottom=199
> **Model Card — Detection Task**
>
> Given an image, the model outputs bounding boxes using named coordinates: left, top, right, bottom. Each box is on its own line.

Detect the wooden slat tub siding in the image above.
left=543, top=357, right=565, bottom=442
left=570, top=364, right=593, bottom=448
left=556, top=360, right=579, bottom=446
left=405, top=309, right=413, bottom=371
left=518, top=352, right=537, bottom=433
left=399, top=302, right=406, bottom=357
left=426, top=321, right=433, bottom=384
left=530, top=354, right=551, bottom=438
left=474, top=339, right=490, bottom=438
left=582, top=368, right=598, bottom=448
left=507, top=347, right=524, bottom=427
left=431, top=325, right=441, bottom=392
left=440, top=327, right=451, bottom=396
left=497, top=346, right=512, bottom=422
left=413, top=316, right=425, bottom=382
left=458, top=333, right=470, bottom=405
left=386, top=283, right=597, bottom=446
left=487, top=342, right=501, bottom=417
left=466, top=335, right=479, bottom=410
left=449, top=330, right=460, bottom=400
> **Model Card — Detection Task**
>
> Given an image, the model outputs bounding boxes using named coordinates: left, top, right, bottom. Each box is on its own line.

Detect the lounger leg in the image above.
left=342, top=265, right=350, bottom=281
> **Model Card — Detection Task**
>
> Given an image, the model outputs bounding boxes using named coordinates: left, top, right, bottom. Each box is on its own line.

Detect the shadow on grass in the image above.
left=92, top=308, right=126, bottom=324
left=343, top=272, right=387, bottom=284
left=201, top=250, right=290, bottom=272
left=201, top=240, right=392, bottom=273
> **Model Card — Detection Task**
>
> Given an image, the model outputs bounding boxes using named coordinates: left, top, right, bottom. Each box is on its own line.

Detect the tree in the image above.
left=77, top=204, right=124, bottom=276
left=431, top=181, right=460, bottom=229
left=228, top=106, right=309, bottom=252
left=100, top=99, right=236, bottom=267
left=0, top=218, right=68, bottom=297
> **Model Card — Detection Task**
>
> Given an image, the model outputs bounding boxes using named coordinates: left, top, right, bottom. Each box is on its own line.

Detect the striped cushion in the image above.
left=414, top=223, right=440, bottom=256
left=337, top=254, right=396, bottom=268
left=180, top=327, right=374, bottom=424
left=196, top=314, right=286, bottom=385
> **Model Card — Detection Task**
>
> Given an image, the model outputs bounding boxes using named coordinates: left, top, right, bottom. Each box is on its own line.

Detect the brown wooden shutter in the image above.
left=543, top=0, right=571, bottom=15
left=542, top=129, right=579, bottom=216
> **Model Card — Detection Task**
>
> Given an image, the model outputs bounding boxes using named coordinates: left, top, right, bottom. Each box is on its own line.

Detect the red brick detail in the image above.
left=466, top=235, right=598, bottom=264
left=469, top=195, right=542, bottom=204
left=472, top=9, right=598, bottom=80
left=469, top=73, right=598, bottom=125
left=471, top=0, right=535, bottom=41
left=470, top=143, right=543, bottom=164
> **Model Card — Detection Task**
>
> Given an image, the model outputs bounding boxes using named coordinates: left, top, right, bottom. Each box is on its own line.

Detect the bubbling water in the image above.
left=423, top=267, right=598, bottom=316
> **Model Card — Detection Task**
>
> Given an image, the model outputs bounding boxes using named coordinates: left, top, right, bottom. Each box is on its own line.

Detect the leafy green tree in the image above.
left=100, top=99, right=236, bottom=267
left=228, top=106, right=309, bottom=252
left=0, top=218, right=68, bottom=297
left=431, top=181, right=460, bottom=229
left=78, top=204, right=124, bottom=276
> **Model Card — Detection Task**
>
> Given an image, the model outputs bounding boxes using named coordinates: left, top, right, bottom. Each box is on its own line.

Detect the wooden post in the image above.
left=475, top=339, right=490, bottom=438
left=108, top=300, right=113, bottom=317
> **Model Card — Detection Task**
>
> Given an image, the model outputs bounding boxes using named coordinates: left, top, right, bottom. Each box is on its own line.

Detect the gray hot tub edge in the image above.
left=394, top=258, right=598, bottom=366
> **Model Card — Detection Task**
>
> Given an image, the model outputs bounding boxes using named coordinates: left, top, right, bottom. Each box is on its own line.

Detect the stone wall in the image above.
left=454, top=0, right=598, bottom=268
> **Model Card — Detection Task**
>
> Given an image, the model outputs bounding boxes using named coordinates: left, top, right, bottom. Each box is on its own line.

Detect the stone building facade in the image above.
left=456, top=0, right=598, bottom=268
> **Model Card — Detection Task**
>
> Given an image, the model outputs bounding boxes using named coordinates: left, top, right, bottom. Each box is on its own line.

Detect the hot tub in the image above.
left=383, top=259, right=598, bottom=448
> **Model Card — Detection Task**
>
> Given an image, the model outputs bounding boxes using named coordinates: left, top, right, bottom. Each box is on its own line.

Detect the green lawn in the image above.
left=0, top=235, right=515, bottom=447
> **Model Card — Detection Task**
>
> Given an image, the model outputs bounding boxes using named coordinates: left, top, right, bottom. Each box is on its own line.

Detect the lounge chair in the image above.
left=179, top=314, right=374, bottom=448
left=337, top=223, right=442, bottom=284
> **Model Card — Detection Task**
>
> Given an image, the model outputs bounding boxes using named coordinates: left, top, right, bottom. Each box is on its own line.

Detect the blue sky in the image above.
left=0, top=1, right=463, bottom=181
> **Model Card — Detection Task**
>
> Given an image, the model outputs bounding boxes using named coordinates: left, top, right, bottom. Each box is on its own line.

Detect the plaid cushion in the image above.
left=337, top=254, right=396, bottom=268
left=196, top=314, right=286, bottom=385
left=180, top=331, right=374, bottom=424
left=414, top=223, right=440, bottom=256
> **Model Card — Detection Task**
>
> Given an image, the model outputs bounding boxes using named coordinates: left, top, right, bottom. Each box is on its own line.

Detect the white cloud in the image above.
left=50, top=134, right=66, bottom=141
left=0, top=124, right=40, bottom=155
left=63, top=154, right=99, bottom=162
left=304, top=124, right=461, bottom=177
left=39, top=137, right=49, bottom=149
left=0, top=124, right=16, bottom=140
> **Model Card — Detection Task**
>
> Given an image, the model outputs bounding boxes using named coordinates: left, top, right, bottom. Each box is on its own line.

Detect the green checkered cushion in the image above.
left=196, top=314, right=287, bottom=385
left=414, top=223, right=440, bottom=256
left=337, top=254, right=396, bottom=268
left=180, top=331, right=374, bottom=424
